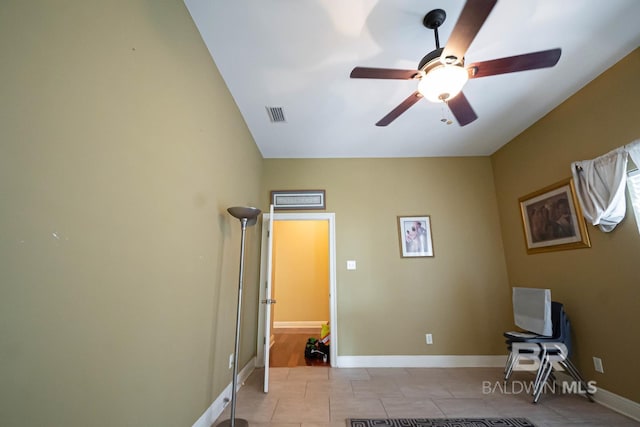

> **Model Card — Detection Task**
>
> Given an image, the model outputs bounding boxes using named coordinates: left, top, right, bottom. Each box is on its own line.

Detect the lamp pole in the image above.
left=217, top=207, right=261, bottom=427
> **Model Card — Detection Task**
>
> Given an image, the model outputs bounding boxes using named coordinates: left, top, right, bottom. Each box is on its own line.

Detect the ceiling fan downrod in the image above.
left=423, top=9, right=446, bottom=50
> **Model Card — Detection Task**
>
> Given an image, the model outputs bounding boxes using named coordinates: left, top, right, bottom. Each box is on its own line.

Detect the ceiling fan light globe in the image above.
left=418, top=65, right=469, bottom=103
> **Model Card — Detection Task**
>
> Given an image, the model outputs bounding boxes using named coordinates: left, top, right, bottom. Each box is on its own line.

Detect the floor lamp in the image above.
left=218, top=206, right=261, bottom=427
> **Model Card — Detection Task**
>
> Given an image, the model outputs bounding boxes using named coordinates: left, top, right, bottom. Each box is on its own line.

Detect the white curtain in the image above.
left=627, top=139, right=640, bottom=168
left=571, top=147, right=628, bottom=232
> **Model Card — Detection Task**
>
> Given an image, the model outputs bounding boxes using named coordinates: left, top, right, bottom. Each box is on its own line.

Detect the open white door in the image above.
left=262, top=205, right=275, bottom=393
left=257, top=212, right=337, bottom=371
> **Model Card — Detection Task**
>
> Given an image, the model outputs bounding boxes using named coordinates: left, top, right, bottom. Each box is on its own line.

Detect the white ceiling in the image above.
left=184, top=0, right=640, bottom=158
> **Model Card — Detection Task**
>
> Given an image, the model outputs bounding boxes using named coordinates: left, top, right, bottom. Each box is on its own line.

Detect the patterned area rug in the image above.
left=348, top=419, right=535, bottom=427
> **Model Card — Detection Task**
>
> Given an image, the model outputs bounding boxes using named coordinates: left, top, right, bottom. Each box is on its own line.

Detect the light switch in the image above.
left=346, top=260, right=356, bottom=270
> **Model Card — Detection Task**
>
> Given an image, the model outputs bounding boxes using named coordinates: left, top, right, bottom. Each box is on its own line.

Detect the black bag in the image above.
left=304, top=337, right=329, bottom=362
left=317, top=342, right=330, bottom=362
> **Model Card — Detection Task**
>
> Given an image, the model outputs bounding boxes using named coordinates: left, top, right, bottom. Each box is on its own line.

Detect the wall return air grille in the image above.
left=270, top=190, right=325, bottom=210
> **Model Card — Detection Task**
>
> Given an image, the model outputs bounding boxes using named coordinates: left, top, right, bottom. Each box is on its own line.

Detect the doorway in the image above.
left=256, top=213, right=337, bottom=371
left=271, top=220, right=329, bottom=367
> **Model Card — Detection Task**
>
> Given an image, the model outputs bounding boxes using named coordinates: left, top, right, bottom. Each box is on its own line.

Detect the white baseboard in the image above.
left=273, top=320, right=327, bottom=329
left=192, top=357, right=256, bottom=427
left=335, top=355, right=508, bottom=368
left=593, top=387, right=640, bottom=422
left=551, top=371, right=639, bottom=422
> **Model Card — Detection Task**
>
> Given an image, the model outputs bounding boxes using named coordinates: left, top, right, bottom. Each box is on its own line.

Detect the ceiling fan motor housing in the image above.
left=418, top=48, right=444, bottom=71
left=418, top=48, right=466, bottom=73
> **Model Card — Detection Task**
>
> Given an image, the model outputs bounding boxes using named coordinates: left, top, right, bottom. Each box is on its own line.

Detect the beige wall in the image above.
left=2, top=2, right=637, bottom=424
left=263, top=157, right=512, bottom=356
left=0, top=1, right=263, bottom=426
left=491, top=48, right=640, bottom=402
left=273, top=220, right=330, bottom=323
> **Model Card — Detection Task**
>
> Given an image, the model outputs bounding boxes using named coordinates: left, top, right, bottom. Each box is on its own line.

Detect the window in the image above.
left=628, top=169, right=640, bottom=234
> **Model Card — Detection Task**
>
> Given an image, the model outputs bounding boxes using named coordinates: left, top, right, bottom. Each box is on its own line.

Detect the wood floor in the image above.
left=269, top=328, right=330, bottom=367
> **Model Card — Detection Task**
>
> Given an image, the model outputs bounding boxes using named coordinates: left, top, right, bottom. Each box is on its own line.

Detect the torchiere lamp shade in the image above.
left=227, top=206, right=261, bottom=224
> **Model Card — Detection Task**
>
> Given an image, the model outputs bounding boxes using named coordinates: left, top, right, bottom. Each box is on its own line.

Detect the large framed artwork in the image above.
left=519, top=178, right=591, bottom=254
left=397, top=215, right=434, bottom=258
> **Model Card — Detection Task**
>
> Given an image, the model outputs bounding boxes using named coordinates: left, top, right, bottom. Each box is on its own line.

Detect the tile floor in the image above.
left=214, top=366, right=639, bottom=427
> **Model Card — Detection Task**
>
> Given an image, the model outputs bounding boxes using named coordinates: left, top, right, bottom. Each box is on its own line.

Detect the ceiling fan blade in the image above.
left=351, top=67, right=420, bottom=80
left=467, top=48, right=562, bottom=78
left=447, top=91, right=477, bottom=126
left=375, top=91, right=423, bottom=126
left=442, top=0, right=497, bottom=63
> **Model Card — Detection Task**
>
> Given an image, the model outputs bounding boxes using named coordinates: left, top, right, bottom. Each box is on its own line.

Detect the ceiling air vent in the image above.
left=266, top=106, right=286, bottom=123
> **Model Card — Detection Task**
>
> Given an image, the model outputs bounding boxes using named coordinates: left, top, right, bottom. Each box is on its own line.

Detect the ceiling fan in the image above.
left=350, top=0, right=561, bottom=127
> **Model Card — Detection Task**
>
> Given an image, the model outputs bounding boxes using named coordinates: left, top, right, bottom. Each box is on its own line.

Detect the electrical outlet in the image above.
left=425, top=333, right=433, bottom=345
left=593, top=356, right=604, bottom=373
left=229, top=353, right=234, bottom=369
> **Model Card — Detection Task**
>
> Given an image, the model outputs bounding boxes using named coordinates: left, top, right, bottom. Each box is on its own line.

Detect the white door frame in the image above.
left=256, top=212, right=337, bottom=370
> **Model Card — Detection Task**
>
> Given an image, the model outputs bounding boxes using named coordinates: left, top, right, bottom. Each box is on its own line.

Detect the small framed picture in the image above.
left=519, top=178, right=591, bottom=254
left=397, top=215, right=434, bottom=258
